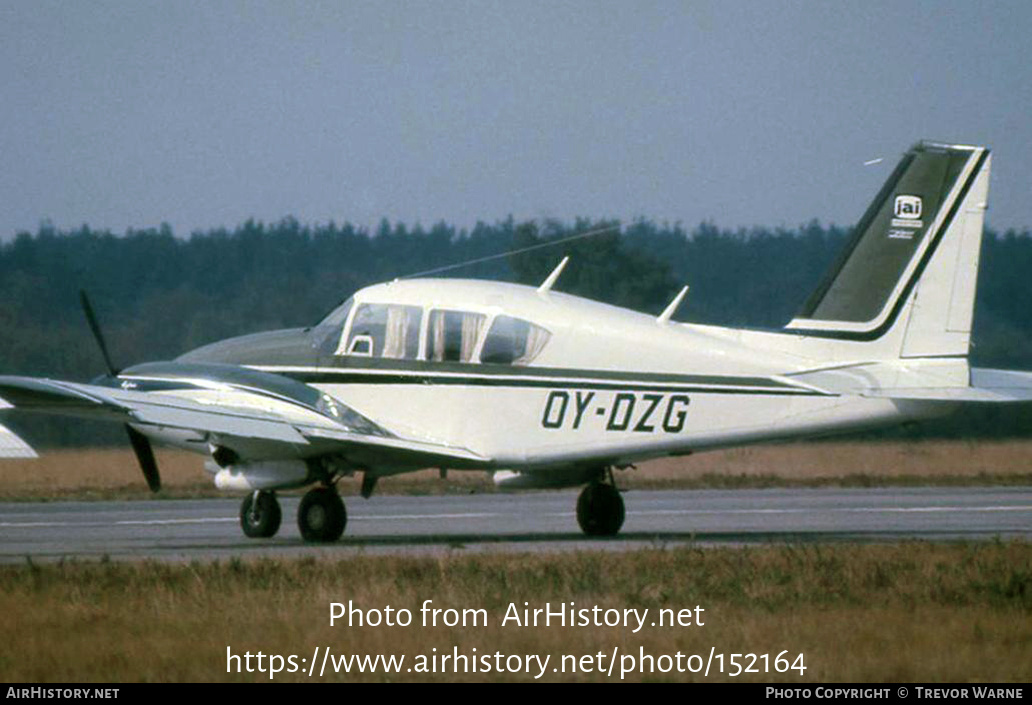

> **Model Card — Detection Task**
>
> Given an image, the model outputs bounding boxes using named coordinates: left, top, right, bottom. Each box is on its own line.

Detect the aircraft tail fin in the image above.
left=785, top=141, right=991, bottom=359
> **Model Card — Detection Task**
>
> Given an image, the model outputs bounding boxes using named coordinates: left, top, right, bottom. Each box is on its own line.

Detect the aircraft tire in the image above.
left=240, top=491, right=282, bottom=538
left=298, top=486, right=347, bottom=542
left=576, top=481, right=625, bottom=536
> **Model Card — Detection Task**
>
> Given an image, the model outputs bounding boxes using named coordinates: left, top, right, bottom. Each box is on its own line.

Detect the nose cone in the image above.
left=177, top=328, right=316, bottom=366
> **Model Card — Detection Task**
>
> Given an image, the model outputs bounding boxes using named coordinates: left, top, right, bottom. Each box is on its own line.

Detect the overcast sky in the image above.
left=2, top=0, right=1030, bottom=239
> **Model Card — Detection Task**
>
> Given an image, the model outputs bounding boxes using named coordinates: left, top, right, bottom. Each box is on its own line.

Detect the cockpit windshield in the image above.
left=311, top=297, right=354, bottom=355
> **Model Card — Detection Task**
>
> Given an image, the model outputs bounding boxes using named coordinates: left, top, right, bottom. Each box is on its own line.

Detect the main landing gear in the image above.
left=297, top=486, right=347, bottom=542
left=576, top=469, right=625, bottom=537
left=238, top=485, right=347, bottom=543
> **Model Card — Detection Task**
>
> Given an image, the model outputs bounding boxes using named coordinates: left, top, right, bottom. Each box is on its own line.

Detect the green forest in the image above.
left=2, top=217, right=1031, bottom=446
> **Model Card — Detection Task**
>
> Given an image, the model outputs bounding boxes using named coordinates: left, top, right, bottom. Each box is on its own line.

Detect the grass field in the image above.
left=0, top=543, right=1028, bottom=682
left=1, top=439, right=1030, bottom=501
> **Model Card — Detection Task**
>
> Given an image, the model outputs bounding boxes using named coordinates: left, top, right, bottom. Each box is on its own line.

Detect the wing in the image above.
left=0, top=396, right=37, bottom=458
left=0, top=369, right=489, bottom=471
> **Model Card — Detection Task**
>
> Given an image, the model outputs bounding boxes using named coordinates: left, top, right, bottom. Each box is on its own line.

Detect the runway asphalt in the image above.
left=1, top=486, right=1030, bottom=563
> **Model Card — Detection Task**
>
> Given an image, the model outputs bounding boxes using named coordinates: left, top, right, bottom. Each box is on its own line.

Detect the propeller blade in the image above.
left=79, top=290, right=119, bottom=376
left=125, top=425, right=161, bottom=492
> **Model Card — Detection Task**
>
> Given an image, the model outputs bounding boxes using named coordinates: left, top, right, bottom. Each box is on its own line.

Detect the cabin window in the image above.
left=480, top=315, right=551, bottom=365
left=426, top=310, right=486, bottom=363
left=345, top=304, right=422, bottom=359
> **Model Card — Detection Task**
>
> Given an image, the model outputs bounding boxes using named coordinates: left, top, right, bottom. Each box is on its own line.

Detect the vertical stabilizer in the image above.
left=786, top=141, right=990, bottom=359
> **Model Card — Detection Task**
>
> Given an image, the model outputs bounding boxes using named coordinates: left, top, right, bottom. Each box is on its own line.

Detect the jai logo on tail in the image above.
left=894, top=195, right=922, bottom=219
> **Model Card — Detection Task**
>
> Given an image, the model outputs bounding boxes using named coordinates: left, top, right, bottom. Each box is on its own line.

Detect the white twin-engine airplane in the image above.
left=2, top=141, right=1031, bottom=542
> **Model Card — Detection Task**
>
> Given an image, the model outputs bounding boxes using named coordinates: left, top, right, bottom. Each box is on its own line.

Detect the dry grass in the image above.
left=0, top=440, right=1030, bottom=501
left=0, top=449, right=213, bottom=501
left=0, top=542, right=1028, bottom=682
left=630, top=439, right=1032, bottom=487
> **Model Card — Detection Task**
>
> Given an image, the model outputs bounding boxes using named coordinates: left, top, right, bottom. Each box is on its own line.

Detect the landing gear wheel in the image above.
left=297, top=486, right=347, bottom=542
left=240, top=491, right=282, bottom=538
left=576, top=481, right=625, bottom=536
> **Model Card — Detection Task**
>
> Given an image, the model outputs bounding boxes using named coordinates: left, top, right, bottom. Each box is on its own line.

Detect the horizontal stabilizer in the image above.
left=787, top=362, right=1032, bottom=403
left=969, top=368, right=1032, bottom=403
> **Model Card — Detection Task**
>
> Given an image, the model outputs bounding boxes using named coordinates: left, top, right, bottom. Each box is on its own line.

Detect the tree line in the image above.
left=1, top=217, right=1030, bottom=446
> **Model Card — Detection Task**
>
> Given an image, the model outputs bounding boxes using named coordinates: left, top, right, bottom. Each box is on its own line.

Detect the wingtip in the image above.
left=0, top=422, right=37, bottom=459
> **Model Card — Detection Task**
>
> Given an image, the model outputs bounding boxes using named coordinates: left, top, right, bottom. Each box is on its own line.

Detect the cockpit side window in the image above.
left=426, top=310, right=486, bottom=363
left=480, top=315, right=551, bottom=365
left=345, top=304, right=422, bottom=359
left=382, top=305, right=422, bottom=359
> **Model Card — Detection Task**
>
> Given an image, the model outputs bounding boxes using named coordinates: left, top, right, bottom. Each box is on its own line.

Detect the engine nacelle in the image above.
left=207, top=459, right=312, bottom=491
left=492, top=467, right=601, bottom=490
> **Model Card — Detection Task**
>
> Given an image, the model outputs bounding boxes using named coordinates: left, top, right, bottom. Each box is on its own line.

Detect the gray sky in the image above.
left=2, top=0, right=1030, bottom=239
